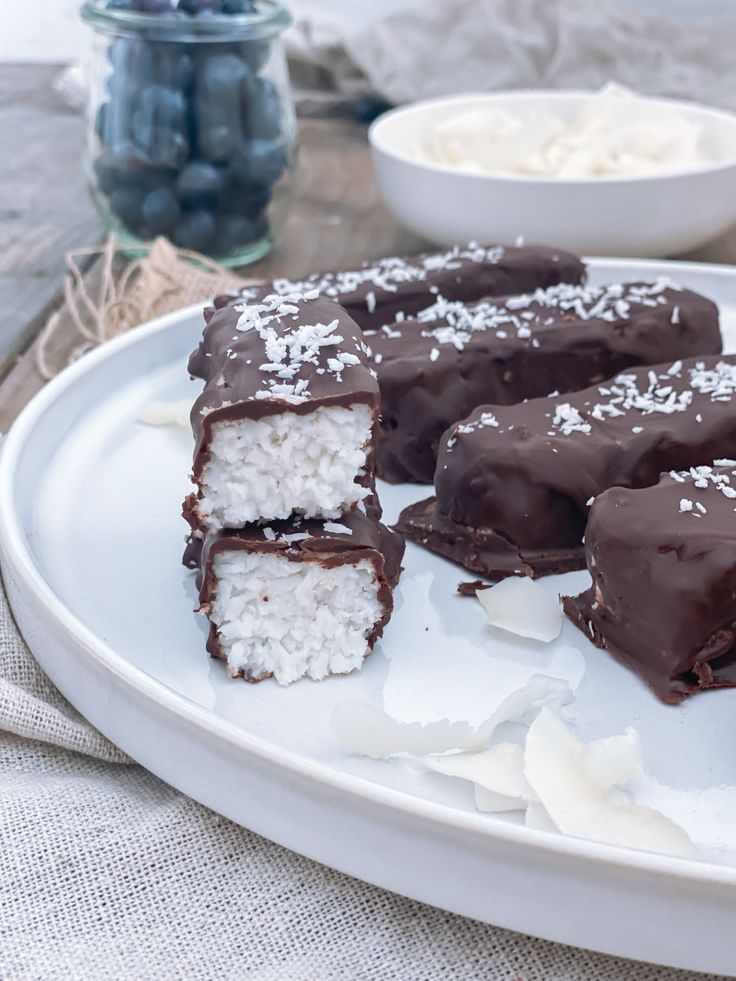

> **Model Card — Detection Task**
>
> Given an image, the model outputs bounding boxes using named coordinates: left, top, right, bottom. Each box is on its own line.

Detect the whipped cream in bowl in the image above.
left=369, top=86, right=736, bottom=256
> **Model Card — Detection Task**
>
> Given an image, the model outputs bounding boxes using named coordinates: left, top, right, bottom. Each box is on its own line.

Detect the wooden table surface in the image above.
left=3, top=62, right=736, bottom=431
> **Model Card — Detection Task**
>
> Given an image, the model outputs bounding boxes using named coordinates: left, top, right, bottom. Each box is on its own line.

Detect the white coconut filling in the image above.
left=210, top=551, right=383, bottom=686
left=198, top=403, right=373, bottom=527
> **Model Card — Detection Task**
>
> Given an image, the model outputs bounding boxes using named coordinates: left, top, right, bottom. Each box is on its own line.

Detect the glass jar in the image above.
left=81, top=0, right=297, bottom=267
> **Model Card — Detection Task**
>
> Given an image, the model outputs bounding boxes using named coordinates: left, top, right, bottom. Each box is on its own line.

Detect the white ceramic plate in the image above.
left=3, top=258, right=736, bottom=974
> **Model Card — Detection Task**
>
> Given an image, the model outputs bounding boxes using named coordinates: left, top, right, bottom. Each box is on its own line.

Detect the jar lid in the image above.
left=81, top=0, right=292, bottom=41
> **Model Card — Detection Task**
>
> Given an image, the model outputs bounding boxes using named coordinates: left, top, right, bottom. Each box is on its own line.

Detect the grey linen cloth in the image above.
left=288, top=0, right=736, bottom=112
left=0, top=576, right=728, bottom=980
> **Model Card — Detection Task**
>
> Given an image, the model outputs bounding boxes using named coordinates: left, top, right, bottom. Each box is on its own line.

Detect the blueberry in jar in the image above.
left=213, top=213, right=262, bottom=256
left=153, top=44, right=194, bottom=92
left=222, top=0, right=255, bottom=12
left=97, top=158, right=171, bottom=194
left=195, top=52, right=251, bottom=163
left=172, top=209, right=217, bottom=251
left=178, top=0, right=224, bottom=13
left=107, top=36, right=155, bottom=93
left=207, top=51, right=250, bottom=85
left=227, top=178, right=271, bottom=218
left=108, top=186, right=146, bottom=231
left=231, top=138, right=287, bottom=186
left=141, top=185, right=181, bottom=234
left=132, top=84, right=188, bottom=166
left=85, top=0, right=294, bottom=261
left=242, top=75, right=281, bottom=140
left=134, top=0, right=175, bottom=12
left=176, top=161, right=225, bottom=208
left=136, top=84, right=186, bottom=131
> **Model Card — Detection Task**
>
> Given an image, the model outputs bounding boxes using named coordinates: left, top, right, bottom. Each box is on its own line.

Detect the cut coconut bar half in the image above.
left=187, top=289, right=380, bottom=530
left=198, top=510, right=404, bottom=686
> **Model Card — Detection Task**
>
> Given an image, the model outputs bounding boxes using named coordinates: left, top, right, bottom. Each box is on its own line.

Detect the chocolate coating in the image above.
left=371, top=281, right=720, bottom=483
left=398, top=355, right=736, bottom=579
left=564, top=466, right=736, bottom=703
left=198, top=508, right=405, bottom=681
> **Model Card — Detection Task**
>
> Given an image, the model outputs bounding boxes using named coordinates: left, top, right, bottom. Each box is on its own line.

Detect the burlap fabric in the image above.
left=2, top=241, right=728, bottom=980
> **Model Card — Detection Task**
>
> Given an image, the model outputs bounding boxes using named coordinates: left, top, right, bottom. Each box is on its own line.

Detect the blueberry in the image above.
left=108, top=186, right=146, bottom=230
left=176, top=161, right=225, bottom=207
left=222, top=0, right=254, bottom=12
left=226, top=177, right=271, bottom=217
left=242, top=75, right=281, bottom=140
left=134, top=0, right=174, bottom=12
left=102, top=156, right=166, bottom=189
left=213, top=213, right=263, bottom=256
left=107, top=0, right=136, bottom=9
left=231, top=139, right=286, bottom=186
left=172, top=209, right=217, bottom=251
left=134, top=121, right=188, bottom=167
left=195, top=53, right=250, bottom=162
left=178, top=0, right=223, bottom=12
left=132, top=84, right=188, bottom=165
left=197, top=125, right=235, bottom=164
left=153, top=44, right=194, bottom=91
left=95, top=99, right=136, bottom=153
left=141, top=186, right=180, bottom=234
left=107, top=36, right=155, bottom=85
left=138, top=84, right=186, bottom=128
left=202, top=52, right=249, bottom=89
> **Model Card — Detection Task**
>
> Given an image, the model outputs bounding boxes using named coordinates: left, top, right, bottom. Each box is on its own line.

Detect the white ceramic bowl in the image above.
left=369, top=90, right=736, bottom=257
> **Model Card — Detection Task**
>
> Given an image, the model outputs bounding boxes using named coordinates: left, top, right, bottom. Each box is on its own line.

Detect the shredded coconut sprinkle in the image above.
left=372, top=278, right=682, bottom=355
left=269, top=245, right=505, bottom=310
left=670, top=461, right=736, bottom=514
left=323, top=521, right=353, bottom=535
left=231, top=291, right=366, bottom=402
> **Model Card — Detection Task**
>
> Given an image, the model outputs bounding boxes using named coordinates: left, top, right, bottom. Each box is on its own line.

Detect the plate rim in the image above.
left=4, top=256, right=736, bottom=890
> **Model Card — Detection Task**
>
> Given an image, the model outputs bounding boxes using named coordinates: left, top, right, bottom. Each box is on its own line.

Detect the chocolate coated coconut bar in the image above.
left=564, top=464, right=736, bottom=704
left=267, top=244, right=586, bottom=334
left=370, top=279, right=720, bottom=483
left=398, top=356, right=736, bottom=579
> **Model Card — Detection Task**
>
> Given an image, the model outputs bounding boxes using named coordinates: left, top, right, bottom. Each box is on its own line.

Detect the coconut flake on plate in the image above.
left=330, top=700, right=483, bottom=759
left=330, top=674, right=570, bottom=759
left=138, top=400, right=192, bottom=428
left=524, top=802, right=557, bottom=831
left=477, top=576, right=563, bottom=642
left=425, top=742, right=533, bottom=813
left=524, top=708, right=697, bottom=858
